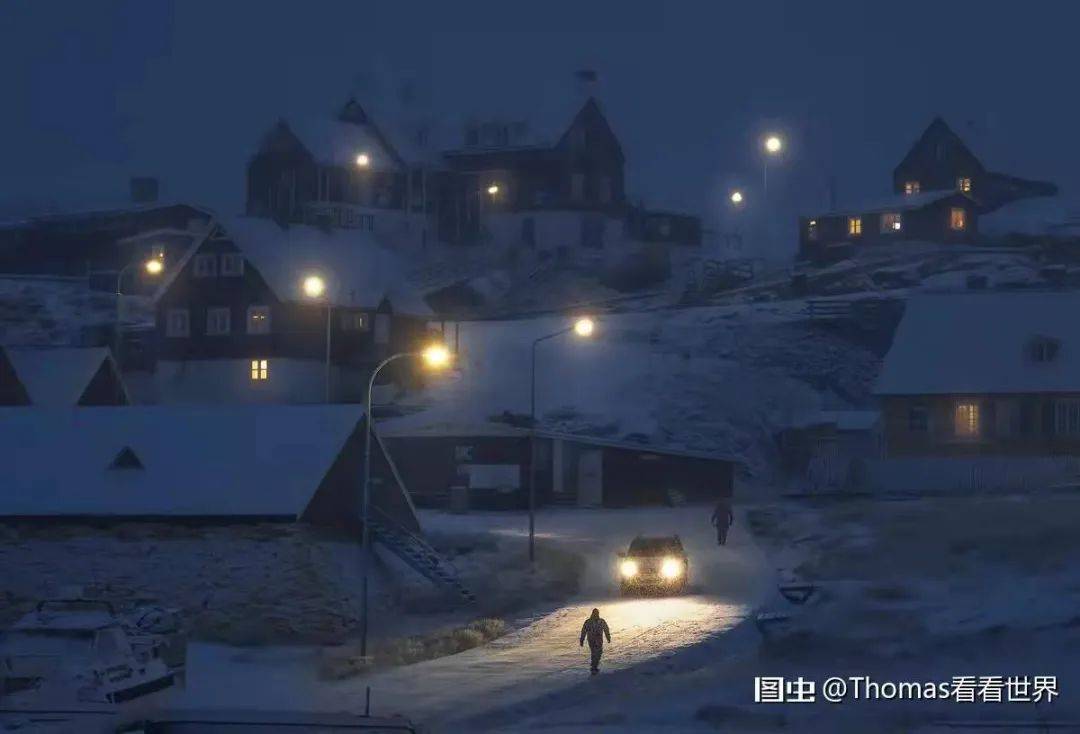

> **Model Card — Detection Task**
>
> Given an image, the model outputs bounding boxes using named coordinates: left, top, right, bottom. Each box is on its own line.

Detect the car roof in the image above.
left=628, top=535, right=684, bottom=553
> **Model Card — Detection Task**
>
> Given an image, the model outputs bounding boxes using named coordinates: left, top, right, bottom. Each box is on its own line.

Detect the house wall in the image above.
left=881, top=393, right=1080, bottom=458
left=599, top=447, right=733, bottom=507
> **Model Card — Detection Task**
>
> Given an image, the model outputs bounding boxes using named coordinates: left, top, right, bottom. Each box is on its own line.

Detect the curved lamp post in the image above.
left=116, top=255, right=164, bottom=357
left=301, top=274, right=333, bottom=403
left=528, top=316, right=595, bottom=564
left=359, top=341, right=452, bottom=657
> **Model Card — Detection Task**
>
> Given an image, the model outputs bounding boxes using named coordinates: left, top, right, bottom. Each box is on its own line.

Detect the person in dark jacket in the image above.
left=579, top=608, right=611, bottom=674
left=711, top=500, right=734, bottom=545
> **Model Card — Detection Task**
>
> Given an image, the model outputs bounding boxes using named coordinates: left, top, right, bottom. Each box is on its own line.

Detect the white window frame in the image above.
left=340, top=311, right=369, bottom=332
left=166, top=308, right=190, bottom=338
left=220, top=253, right=245, bottom=277
left=246, top=305, right=271, bottom=335
left=206, top=307, right=231, bottom=336
left=193, top=254, right=218, bottom=278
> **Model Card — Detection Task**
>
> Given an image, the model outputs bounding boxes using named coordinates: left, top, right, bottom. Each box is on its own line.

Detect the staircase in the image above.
left=368, top=508, right=476, bottom=604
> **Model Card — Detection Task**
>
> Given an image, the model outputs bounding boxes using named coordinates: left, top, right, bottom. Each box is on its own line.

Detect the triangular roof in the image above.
left=3, top=347, right=122, bottom=407
left=109, top=446, right=144, bottom=470
left=894, top=116, right=985, bottom=175
left=442, top=96, right=608, bottom=154
left=0, top=405, right=364, bottom=517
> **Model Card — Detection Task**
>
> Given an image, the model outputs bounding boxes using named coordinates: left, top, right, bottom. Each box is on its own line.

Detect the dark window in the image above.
left=1029, top=336, right=1061, bottom=363
left=908, top=405, right=928, bottom=432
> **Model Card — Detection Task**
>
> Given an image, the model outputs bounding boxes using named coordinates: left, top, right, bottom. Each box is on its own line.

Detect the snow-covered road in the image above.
left=180, top=506, right=770, bottom=729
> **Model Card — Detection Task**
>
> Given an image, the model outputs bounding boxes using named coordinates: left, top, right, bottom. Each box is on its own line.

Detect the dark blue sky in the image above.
left=2, top=0, right=1076, bottom=256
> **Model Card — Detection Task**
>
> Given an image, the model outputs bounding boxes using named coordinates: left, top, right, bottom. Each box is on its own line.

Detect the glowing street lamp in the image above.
left=528, top=316, right=597, bottom=563
left=730, top=190, right=744, bottom=206
left=359, top=341, right=453, bottom=658
left=355, top=153, right=371, bottom=168
left=145, top=258, right=164, bottom=275
left=116, top=254, right=164, bottom=357
left=302, top=274, right=333, bottom=402
left=762, top=134, right=783, bottom=197
left=487, top=183, right=500, bottom=196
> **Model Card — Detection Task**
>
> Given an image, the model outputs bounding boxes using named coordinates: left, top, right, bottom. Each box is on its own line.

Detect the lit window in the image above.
left=807, top=220, right=819, bottom=240
left=955, top=402, right=979, bottom=437
left=881, top=213, right=902, bottom=233
left=848, top=217, right=862, bottom=236
left=247, top=305, right=271, bottom=335
left=250, top=359, right=268, bottom=381
left=950, top=207, right=967, bottom=231
left=220, top=253, right=245, bottom=277
left=957, top=177, right=972, bottom=193
left=166, top=308, right=190, bottom=338
left=340, top=311, right=369, bottom=331
left=193, top=254, right=217, bottom=278
left=904, top=181, right=920, bottom=195
left=206, top=307, right=231, bottom=336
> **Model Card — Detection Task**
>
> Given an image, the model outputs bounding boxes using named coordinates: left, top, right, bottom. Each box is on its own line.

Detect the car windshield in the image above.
left=628, top=537, right=681, bottom=556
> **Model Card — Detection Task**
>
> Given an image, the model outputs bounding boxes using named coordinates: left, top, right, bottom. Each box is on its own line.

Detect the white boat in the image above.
left=0, top=598, right=177, bottom=711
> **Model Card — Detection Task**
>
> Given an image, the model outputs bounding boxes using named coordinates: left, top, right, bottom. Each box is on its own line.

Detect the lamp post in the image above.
left=359, top=341, right=451, bottom=658
left=471, top=181, right=499, bottom=241
left=528, top=316, right=595, bottom=564
left=115, top=255, right=164, bottom=359
left=302, top=274, right=333, bottom=403
left=763, top=134, right=783, bottom=198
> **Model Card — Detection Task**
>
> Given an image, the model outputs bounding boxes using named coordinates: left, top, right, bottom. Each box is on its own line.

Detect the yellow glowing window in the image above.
left=904, top=181, right=920, bottom=195
left=957, top=177, right=972, bottom=193
left=881, top=213, right=902, bottom=233
left=950, top=207, right=966, bottom=231
left=955, top=402, right=979, bottom=437
left=250, top=359, right=268, bottom=381
left=848, top=216, right=862, bottom=236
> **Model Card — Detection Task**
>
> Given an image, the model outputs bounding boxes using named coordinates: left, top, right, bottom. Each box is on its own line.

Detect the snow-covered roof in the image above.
left=811, top=190, right=971, bottom=218
left=441, top=96, right=592, bottom=153
left=0, top=405, right=363, bottom=517
left=786, top=410, right=879, bottom=432
left=3, top=347, right=118, bottom=406
left=979, top=195, right=1080, bottom=238
left=220, top=217, right=433, bottom=315
left=876, top=293, right=1080, bottom=395
left=288, top=117, right=403, bottom=170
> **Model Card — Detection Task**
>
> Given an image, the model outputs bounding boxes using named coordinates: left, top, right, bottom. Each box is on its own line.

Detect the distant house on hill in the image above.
left=873, top=293, right=1080, bottom=492
left=893, top=117, right=1057, bottom=214
left=0, top=346, right=128, bottom=406
left=798, top=190, right=977, bottom=260
left=146, top=216, right=434, bottom=404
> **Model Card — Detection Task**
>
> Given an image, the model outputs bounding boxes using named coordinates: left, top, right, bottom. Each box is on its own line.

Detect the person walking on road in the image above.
left=579, top=608, right=611, bottom=675
left=711, top=500, right=734, bottom=545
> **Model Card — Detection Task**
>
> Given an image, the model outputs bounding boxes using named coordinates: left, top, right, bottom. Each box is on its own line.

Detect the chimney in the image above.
left=130, top=177, right=159, bottom=205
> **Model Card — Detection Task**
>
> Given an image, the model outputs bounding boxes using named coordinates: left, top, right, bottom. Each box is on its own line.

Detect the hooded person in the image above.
left=711, top=500, right=734, bottom=545
left=579, top=608, right=612, bottom=674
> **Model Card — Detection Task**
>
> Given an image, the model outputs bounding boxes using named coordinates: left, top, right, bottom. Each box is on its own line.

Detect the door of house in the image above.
left=577, top=449, right=603, bottom=507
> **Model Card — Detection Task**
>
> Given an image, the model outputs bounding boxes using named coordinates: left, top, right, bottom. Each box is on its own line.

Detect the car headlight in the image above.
left=620, top=559, right=639, bottom=578
left=661, top=557, right=683, bottom=579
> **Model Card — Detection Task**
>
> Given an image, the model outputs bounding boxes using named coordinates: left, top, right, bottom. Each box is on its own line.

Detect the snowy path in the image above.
left=180, top=507, right=770, bottom=729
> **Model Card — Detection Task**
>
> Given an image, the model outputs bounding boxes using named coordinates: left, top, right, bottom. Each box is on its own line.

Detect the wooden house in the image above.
left=893, top=117, right=1057, bottom=214
left=148, top=216, right=434, bottom=404
left=799, top=190, right=978, bottom=260
left=0, top=346, right=128, bottom=406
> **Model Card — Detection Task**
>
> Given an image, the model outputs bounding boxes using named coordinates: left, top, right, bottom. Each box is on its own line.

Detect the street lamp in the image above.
left=527, top=316, right=595, bottom=564
left=486, top=183, right=500, bottom=196
left=730, top=190, right=744, bottom=205
left=356, top=153, right=370, bottom=168
left=763, top=134, right=783, bottom=197
left=116, top=254, right=164, bottom=358
left=302, top=274, right=332, bottom=403
left=359, top=341, right=453, bottom=658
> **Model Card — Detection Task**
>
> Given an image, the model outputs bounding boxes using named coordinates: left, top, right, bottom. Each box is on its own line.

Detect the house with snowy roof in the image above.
left=893, top=117, right=1057, bottom=214
left=798, top=189, right=978, bottom=259
left=0, top=346, right=128, bottom=406
left=872, top=292, right=1080, bottom=492
left=145, top=216, right=435, bottom=404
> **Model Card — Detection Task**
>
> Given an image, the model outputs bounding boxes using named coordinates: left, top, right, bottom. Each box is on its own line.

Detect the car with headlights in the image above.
left=617, top=535, right=689, bottom=594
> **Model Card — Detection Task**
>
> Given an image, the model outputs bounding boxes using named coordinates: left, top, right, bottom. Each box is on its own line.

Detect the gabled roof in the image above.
left=3, top=346, right=121, bottom=407
left=441, top=96, right=600, bottom=154
left=894, top=116, right=985, bottom=176
left=0, top=405, right=363, bottom=517
left=220, top=217, right=433, bottom=315
left=876, top=293, right=1080, bottom=396
left=286, top=116, right=404, bottom=170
